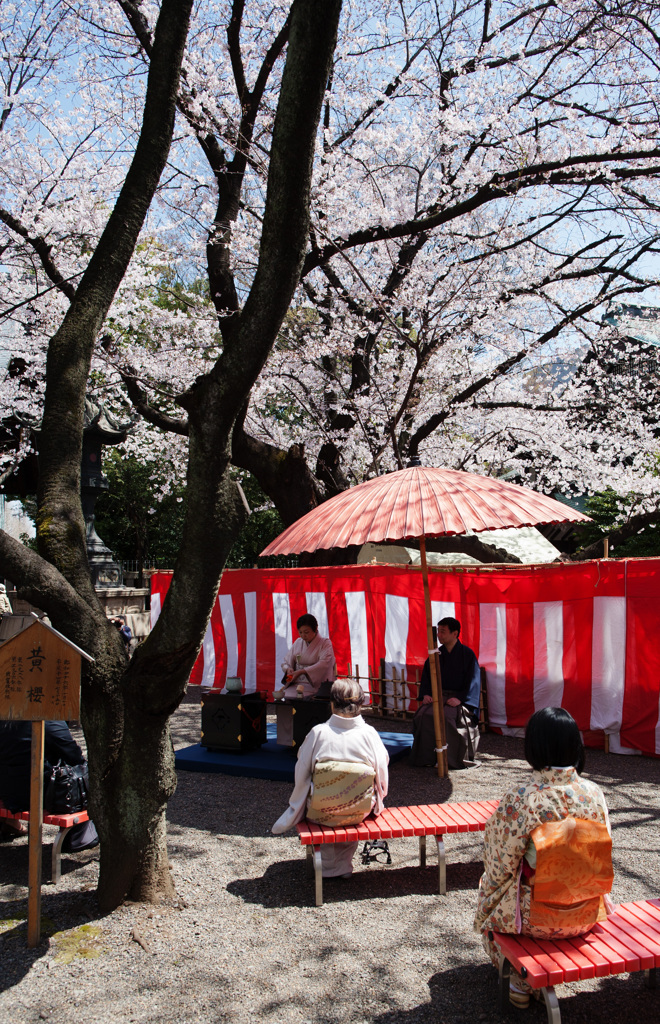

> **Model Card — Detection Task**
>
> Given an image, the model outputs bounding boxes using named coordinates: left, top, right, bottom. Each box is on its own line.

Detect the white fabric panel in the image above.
left=591, top=596, right=626, bottom=733
left=244, top=592, right=257, bottom=692
left=272, top=592, right=292, bottom=684
left=533, top=602, right=564, bottom=709
left=219, top=594, right=238, bottom=680
left=344, top=591, right=369, bottom=696
left=150, top=591, right=161, bottom=629
left=479, top=603, right=507, bottom=727
left=608, top=732, right=641, bottom=756
left=384, top=594, right=410, bottom=709
left=305, top=592, right=329, bottom=638
left=201, top=619, right=216, bottom=689
left=431, top=600, right=455, bottom=636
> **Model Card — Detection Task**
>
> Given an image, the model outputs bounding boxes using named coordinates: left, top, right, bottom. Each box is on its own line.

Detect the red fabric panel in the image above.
left=504, top=603, right=535, bottom=728
left=150, top=559, right=660, bottom=756
left=561, top=598, right=593, bottom=729
left=621, top=565, right=660, bottom=752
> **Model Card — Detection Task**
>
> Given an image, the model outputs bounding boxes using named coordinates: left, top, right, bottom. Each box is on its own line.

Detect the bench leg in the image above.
left=646, top=968, right=657, bottom=989
left=540, top=987, right=561, bottom=1024
left=435, top=836, right=446, bottom=895
left=51, top=827, right=71, bottom=884
left=497, top=954, right=511, bottom=1013
left=306, top=844, right=314, bottom=879
left=419, top=834, right=426, bottom=869
left=313, top=846, right=323, bottom=907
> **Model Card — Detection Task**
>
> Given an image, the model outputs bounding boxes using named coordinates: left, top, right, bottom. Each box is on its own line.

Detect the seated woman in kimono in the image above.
left=474, top=707, right=613, bottom=1009
left=275, top=613, right=336, bottom=700
left=272, top=678, right=389, bottom=877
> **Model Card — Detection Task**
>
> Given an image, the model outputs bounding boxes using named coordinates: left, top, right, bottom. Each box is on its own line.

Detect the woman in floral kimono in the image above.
left=276, top=613, right=336, bottom=699
left=474, top=707, right=612, bottom=1008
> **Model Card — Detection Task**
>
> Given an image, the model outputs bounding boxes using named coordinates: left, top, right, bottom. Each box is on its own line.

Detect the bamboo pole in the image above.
left=419, top=535, right=448, bottom=777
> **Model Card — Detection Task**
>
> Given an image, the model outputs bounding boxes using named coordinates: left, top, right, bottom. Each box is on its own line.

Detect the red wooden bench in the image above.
left=296, top=798, right=498, bottom=906
left=0, top=807, right=91, bottom=884
left=492, top=899, right=660, bottom=1022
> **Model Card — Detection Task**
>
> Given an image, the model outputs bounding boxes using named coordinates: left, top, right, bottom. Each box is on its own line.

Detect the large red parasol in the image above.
left=261, top=465, right=591, bottom=776
left=260, top=465, right=591, bottom=555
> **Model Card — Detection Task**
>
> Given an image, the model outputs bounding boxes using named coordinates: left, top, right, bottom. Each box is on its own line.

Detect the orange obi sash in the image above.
left=526, top=817, right=613, bottom=931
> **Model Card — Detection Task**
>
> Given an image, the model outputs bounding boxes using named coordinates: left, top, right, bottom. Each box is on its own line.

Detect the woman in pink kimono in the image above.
left=276, top=614, right=337, bottom=699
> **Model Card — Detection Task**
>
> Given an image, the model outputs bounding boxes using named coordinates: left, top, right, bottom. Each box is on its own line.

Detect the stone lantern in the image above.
left=81, top=399, right=134, bottom=589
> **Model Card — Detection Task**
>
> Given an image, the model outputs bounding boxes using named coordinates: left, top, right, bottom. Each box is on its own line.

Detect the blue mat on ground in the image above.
left=175, top=723, right=412, bottom=782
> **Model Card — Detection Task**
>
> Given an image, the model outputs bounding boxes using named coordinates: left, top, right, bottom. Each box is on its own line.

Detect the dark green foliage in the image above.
left=93, top=450, right=186, bottom=569
left=581, top=489, right=660, bottom=557
left=225, top=474, right=288, bottom=568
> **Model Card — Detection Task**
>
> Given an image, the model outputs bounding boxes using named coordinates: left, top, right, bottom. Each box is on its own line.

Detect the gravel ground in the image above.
left=2, top=691, right=660, bottom=1024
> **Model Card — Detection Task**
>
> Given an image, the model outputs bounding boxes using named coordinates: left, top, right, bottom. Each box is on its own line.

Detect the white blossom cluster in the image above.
left=1, top=2, right=660, bottom=520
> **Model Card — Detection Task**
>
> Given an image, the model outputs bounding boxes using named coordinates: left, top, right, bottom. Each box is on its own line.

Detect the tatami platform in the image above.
left=175, top=723, right=413, bottom=782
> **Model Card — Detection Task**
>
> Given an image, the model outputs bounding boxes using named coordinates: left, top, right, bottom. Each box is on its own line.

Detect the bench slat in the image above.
left=579, top=931, right=627, bottom=973
left=377, top=808, right=408, bottom=837
left=360, top=818, right=383, bottom=842
left=609, top=906, right=660, bottom=958
left=633, top=898, right=660, bottom=926
left=549, top=939, right=596, bottom=980
left=594, top=918, right=655, bottom=969
left=492, top=933, right=555, bottom=987
left=370, top=813, right=394, bottom=839
left=415, top=804, right=449, bottom=833
left=514, top=935, right=573, bottom=986
left=440, top=802, right=479, bottom=831
left=0, top=807, right=89, bottom=828
left=424, top=803, right=459, bottom=833
left=433, top=803, right=468, bottom=833
left=565, top=935, right=612, bottom=977
left=621, top=902, right=660, bottom=943
left=450, top=800, right=491, bottom=828
left=470, top=799, right=500, bottom=823
left=394, top=806, right=426, bottom=835
left=531, top=939, right=583, bottom=982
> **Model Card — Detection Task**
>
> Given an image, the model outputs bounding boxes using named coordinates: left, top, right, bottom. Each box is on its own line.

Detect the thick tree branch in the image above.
left=0, top=206, right=77, bottom=301
left=37, top=0, right=194, bottom=601
left=0, top=530, right=98, bottom=631
left=302, top=152, right=660, bottom=276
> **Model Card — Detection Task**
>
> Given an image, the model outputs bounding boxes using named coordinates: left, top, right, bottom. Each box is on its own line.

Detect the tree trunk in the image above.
left=90, top=0, right=344, bottom=908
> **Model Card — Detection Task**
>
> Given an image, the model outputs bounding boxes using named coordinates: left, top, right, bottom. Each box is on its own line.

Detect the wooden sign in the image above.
left=0, top=618, right=87, bottom=721
left=0, top=615, right=93, bottom=948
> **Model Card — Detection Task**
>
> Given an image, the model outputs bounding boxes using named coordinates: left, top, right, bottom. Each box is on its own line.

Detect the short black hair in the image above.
left=297, top=613, right=318, bottom=632
left=438, top=616, right=460, bottom=637
left=524, top=706, right=585, bottom=773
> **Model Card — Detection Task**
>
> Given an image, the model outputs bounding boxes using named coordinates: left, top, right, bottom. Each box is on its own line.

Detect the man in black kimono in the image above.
left=410, top=616, right=481, bottom=769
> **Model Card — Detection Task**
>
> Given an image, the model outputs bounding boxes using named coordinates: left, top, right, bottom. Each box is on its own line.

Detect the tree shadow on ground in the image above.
left=0, top=836, right=98, bottom=887
left=226, top=856, right=483, bottom=909
left=371, top=962, right=660, bottom=1024
left=0, top=888, right=101, bottom=993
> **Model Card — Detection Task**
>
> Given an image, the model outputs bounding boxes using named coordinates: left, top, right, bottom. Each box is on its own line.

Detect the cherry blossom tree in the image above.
left=0, top=0, right=343, bottom=908
left=2, top=0, right=660, bottom=907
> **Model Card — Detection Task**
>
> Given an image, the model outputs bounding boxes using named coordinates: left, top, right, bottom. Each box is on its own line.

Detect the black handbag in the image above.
left=43, top=760, right=89, bottom=814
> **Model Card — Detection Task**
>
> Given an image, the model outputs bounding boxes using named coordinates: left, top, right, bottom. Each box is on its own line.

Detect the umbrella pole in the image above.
left=419, top=536, right=448, bottom=778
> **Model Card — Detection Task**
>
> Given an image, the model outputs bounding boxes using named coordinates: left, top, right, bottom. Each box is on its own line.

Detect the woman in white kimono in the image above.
left=276, top=613, right=336, bottom=699
left=474, top=707, right=612, bottom=1008
left=272, top=679, right=389, bottom=877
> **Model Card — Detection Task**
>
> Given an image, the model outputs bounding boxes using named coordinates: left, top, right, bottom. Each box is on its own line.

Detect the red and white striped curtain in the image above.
left=150, top=559, right=660, bottom=757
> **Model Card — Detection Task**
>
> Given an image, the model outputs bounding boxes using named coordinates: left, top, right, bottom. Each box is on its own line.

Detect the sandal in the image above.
left=509, top=987, right=530, bottom=1009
